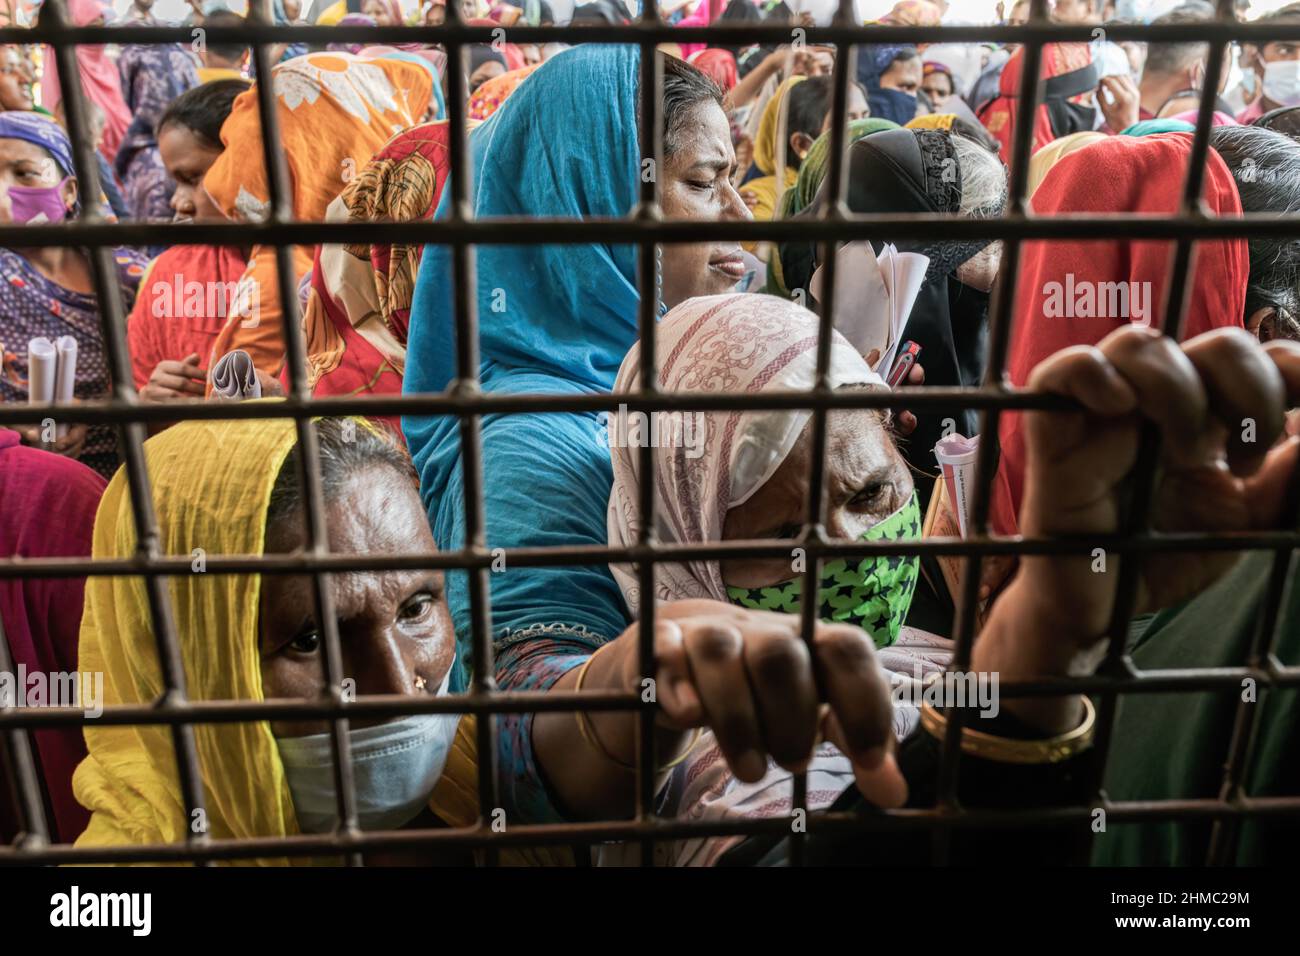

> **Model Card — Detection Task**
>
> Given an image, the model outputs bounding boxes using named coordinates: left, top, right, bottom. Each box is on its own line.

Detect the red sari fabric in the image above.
left=0, top=429, right=106, bottom=844
left=127, top=245, right=250, bottom=392
left=303, top=122, right=452, bottom=430
left=978, top=43, right=1095, bottom=165
left=993, top=133, right=1249, bottom=535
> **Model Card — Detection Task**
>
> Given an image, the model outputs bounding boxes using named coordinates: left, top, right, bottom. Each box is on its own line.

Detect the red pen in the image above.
left=887, top=341, right=922, bottom=388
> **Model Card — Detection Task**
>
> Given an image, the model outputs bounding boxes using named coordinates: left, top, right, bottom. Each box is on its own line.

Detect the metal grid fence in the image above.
left=0, top=0, right=1297, bottom=867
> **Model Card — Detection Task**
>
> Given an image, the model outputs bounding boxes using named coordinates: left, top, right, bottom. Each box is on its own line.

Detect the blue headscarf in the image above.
left=0, top=111, right=76, bottom=180
left=403, top=45, right=641, bottom=687
left=858, top=44, right=920, bottom=127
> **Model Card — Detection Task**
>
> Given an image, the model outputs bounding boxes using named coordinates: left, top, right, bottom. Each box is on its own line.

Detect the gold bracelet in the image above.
left=919, top=696, right=1095, bottom=765
left=573, top=650, right=703, bottom=774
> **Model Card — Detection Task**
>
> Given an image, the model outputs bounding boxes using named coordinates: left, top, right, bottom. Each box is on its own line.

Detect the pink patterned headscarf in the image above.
left=606, top=293, right=885, bottom=617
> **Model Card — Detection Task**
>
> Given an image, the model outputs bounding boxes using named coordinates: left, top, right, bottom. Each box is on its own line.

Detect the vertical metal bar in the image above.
left=442, top=0, right=503, bottom=868
left=636, top=9, right=663, bottom=869
left=45, top=0, right=212, bottom=863
left=790, top=0, right=857, bottom=868
left=931, top=0, right=1049, bottom=865
left=0, top=615, right=51, bottom=846
left=1084, top=0, right=1235, bottom=819
left=247, top=0, right=361, bottom=864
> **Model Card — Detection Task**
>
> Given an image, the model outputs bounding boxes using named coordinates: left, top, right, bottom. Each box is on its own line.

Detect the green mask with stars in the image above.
left=724, top=492, right=921, bottom=648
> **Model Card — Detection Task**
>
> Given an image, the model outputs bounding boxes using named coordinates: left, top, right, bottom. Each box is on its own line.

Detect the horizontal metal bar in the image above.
left=2, top=664, right=1294, bottom=732
left=7, top=20, right=1300, bottom=48
left=0, top=530, right=1296, bottom=581
left=5, top=795, right=1299, bottom=865
left=6, top=213, right=1300, bottom=250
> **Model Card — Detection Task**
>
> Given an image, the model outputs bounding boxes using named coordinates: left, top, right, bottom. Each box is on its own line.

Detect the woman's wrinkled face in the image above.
left=0, top=47, right=33, bottom=111
left=0, top=138, right=75, bottom=226
left=259, top=468, right=456, bottom=738
left=720, top=406, right=914, bottom=588
left=881, top=57, right=923, bottom=94
left=158, top=124, right=225, bottom=221
left=660, top=99, right=751, bottom=308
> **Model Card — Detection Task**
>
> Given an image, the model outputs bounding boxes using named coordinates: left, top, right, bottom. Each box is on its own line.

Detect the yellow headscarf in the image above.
left=906, top=113, right=957, bottom=131
left=1027, top=131, right=1108, bottom=201
left=752, top=74, right=806, bottom=178
left=73, top=416, right=305, bottom=864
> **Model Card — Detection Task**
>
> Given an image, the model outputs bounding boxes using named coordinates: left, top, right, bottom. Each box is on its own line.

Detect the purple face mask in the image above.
left=8, top=177, right=72, bottom=224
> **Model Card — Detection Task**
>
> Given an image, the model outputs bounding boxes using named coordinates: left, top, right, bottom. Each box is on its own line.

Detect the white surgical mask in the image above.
left=1263, top=60, right=1300, bottom=107
left=276, top=663, right=458, bottom=833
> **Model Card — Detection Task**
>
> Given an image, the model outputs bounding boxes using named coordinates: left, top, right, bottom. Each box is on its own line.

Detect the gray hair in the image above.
left=1211, top=124, right=1300, bottom=338
left=266, top=418, right=417, bottom=530
left=953, top=132, right=1008, bottom=220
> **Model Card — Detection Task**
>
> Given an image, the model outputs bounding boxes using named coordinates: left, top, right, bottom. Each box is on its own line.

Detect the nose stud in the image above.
left=414, top=674, right=427, bottom=692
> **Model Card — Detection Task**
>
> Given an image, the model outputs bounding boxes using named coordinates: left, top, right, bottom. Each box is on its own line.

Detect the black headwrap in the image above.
left=776, top=128, right=1005, bottom=508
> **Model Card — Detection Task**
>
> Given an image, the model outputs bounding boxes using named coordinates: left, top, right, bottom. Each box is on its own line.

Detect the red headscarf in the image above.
left=688, top=49, right=738, bottom=93
left=993, top=133, right=1249, bottom=535
left=0, top=430, right=106, bottom=844
left=303, top=123, right=453, bottom=429
left=978, top=43, right=1098, bottom=165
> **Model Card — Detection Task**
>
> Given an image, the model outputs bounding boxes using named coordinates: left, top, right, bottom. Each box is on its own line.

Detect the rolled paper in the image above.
left=26, top=337, right=56, bottom=405
left=209, top=349, right=262, bottom=402
left=934, top=433, right=979, bottom=539
left=52, top=335, right=77, bottom=439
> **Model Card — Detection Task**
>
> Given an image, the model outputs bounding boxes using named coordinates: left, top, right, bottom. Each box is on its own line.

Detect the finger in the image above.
left=651, top=618, right=702, bottom=726
left=1025, top=341, right=1139, bottom=420
left=822, top=708, right=907, bottom=809
left=1093, top=325, right=1208, bottom=468
left=682, top=620, right=766, bottom=782
left=1262, top=338, right=1300, bottom=407
left=742, top=625, right=818, bottom=772
left=153, top=372, right=206, bottom=395
left=897, top=411, right=917, bottom=435
left=1181, top=327, right=1286, bottom=475
left=906, top=362, right=925, bottom=385
left=811, top=623, right=894, bottom=768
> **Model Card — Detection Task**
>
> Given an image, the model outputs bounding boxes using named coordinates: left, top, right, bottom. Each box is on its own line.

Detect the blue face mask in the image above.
left=868, top=88, right=919, bottom=126
left=275, top=665, right=458, bottom=833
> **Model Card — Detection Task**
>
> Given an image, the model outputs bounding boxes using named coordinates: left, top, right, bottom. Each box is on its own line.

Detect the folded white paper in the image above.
left=28, top=336, right=76, bottom=438
left=809, top=241, right=929, bottom=375
left=209, top=349, right=262, bottom=402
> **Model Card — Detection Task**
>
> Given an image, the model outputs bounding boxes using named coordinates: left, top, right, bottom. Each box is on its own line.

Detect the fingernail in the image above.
left=736, top=750, right=767, bottom=782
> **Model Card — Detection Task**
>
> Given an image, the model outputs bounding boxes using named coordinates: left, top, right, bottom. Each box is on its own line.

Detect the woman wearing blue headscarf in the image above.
left=0, top=112, right=148, bottom=478
left=402, top=46, right=756, bottom=823
left=856, top=44, right=923, bottom=126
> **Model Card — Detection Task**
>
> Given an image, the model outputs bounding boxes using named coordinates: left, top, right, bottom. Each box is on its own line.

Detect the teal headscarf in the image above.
left=1121, top=118, right=1195, bottom=136
left=403, top=46, right=643, bottom=682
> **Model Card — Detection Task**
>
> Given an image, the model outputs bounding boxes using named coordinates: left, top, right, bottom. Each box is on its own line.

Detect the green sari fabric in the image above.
left=1093, top=551, right=1300, bottom=864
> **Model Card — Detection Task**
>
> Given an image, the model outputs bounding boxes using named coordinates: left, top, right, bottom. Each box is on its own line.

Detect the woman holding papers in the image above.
left=0, top=112, right=148, bottom=478
left=775, top=127, right=1009, bottom=507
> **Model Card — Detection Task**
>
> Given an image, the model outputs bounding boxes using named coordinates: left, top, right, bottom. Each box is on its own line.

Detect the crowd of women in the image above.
left=2, top=0, right=1299, bottom=865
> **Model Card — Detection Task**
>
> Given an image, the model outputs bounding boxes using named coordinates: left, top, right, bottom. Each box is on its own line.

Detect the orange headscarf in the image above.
left=201, top=53, right=434, bottom=385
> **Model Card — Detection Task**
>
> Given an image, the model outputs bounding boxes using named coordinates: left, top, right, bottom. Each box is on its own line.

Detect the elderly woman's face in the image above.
left=720, top=408, right=914, bottom=588
left=660, top=99, right=751, bottom=309
left=259, top=469, right=456, bottom=738
left=0, top=138, right=74, bottom=225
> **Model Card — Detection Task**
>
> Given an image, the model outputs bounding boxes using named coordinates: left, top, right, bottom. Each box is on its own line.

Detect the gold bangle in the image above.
left=573, top=650, right=703, bottom=774
left=919, top=696, right=1095, bottom=765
